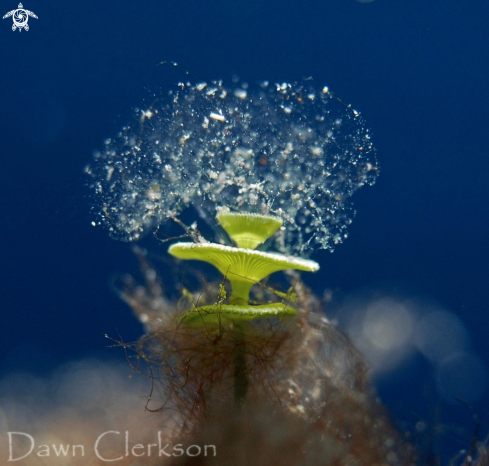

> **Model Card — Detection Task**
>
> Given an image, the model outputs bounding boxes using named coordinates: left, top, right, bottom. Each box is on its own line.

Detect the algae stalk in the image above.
left=169, top=212, right=319, bottom=403
left=233, top=323, right=248, bottom=403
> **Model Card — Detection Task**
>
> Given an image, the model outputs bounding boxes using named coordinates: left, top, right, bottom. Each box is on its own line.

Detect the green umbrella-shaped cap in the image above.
left=168, top=242, right=319, bottom=304
left=181, top=302, right=298, bottom=326
left=217, top=212, right=282, bottom=250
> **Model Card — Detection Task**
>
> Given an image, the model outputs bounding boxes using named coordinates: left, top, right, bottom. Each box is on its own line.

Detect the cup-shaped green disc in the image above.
left=217, top=212, right=283, bottom=250
left=181, top=302, right=297, bottom=326
left=168, top=242, right=319, bottom=304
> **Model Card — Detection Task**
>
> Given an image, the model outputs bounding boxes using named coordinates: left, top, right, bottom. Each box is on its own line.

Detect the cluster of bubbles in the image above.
left=86, top=80, right=378, bottom=255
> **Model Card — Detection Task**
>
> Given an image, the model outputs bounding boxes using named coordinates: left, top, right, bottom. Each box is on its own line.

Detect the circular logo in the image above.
left=13, top=9, right=27, bottom=29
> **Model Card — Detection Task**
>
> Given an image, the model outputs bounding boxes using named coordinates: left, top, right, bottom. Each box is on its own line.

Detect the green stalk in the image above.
left=233, top=323, right=248, bottom=403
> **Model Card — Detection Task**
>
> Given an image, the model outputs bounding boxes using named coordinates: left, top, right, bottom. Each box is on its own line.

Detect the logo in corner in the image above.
left=3, top=3, right=37, bottom=32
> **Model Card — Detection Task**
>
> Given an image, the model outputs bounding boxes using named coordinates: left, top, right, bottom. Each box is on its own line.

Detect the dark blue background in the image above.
left=1, top=0, right=488, bottom=461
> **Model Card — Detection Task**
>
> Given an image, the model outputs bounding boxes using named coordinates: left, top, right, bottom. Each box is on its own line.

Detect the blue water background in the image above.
left=1, top=0, right=488, bottom=461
